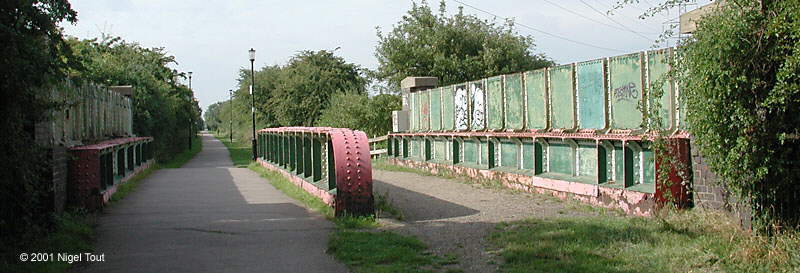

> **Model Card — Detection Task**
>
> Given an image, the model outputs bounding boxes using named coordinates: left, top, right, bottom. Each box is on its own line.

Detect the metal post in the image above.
left=188, top=71, right=193, bottom=150
left=229, top=89, right=233, bottom=143
left=249, top=48, right=257, bottom=160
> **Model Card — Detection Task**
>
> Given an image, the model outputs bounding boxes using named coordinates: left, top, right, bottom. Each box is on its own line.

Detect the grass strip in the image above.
left=489, top=209, right=800, bottom=273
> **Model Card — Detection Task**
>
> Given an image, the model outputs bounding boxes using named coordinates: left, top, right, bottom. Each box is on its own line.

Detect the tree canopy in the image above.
left=374, top=0, right=554, bottom=87
left=67, top=36, right=202, bottom=160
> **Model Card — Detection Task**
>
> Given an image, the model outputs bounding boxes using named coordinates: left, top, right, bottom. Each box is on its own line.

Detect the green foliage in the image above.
left=375, top=0, right=554, bottom=87
left=317, top=93, right=402, bottom=137
left=67, top=36, right=202, bottom=162
left=490, top=209, right=800, bottom=273
left=159, top=136, right=203, bottom=169
left=674, top=0, right=800, bottom=228
left=328, top=231, right=439, bottom=273
left=0, top=0, right=78, bottom=257
left=0, top=211, right=94, bottom=273
left=209, top=50, right=367, bottom=141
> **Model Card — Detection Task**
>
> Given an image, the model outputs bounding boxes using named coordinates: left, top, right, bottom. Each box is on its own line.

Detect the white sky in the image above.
left=61, top=0, right=710, bottom=113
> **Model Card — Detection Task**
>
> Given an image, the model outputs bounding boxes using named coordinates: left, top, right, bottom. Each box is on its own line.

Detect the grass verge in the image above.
left=161, top=136, right=202, bottom=168
left=216, top=135, right=252, bottom=167
left=489, top=209, right=800, bottom=273
left=0, top=212, right=94, bottom=273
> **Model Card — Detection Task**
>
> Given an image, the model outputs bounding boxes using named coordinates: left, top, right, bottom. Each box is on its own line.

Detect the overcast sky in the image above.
left=61, top=0, right=709, bottom=113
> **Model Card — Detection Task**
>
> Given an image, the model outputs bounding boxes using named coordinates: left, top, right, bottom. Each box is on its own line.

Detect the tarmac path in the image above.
left=77, top=133, right=347, bottom=273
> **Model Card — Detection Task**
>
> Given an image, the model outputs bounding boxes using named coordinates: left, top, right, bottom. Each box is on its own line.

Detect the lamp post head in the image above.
left=188, top=71, right=193, bottom=78
left=249, top=48, right=256, bottom=62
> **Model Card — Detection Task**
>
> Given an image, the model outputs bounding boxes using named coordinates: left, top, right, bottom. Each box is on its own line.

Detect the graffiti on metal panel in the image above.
left=614, top=82, right=638, bottom=102
left=455, top=85, right=469, bottom=130
left=470, top=83, right=485, bottom=129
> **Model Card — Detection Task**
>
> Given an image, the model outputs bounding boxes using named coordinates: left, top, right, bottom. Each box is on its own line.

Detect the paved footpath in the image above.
left=78, top=134, right=347, bottom=273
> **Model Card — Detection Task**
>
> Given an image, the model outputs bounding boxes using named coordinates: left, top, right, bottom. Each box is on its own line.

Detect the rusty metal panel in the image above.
left=609, top=52, right=645, bottom=131
left=455, top=84, right=469, bottom=131
left=470, top=80, right=486, bottom=130
left=549, top=64, right=577, bottom=131
left=486, top=76, right=504, bottom=131
left=647, top=49, right=675, bottom=131
left=430, top=87, right=442, bottom=131
left=576, top=59, right=608, bottom=131
left=504, top=73, right=525, bottom=131
left=441, top=85, right=455, bottom=131
left=525, top=69, right=548, bottom=130
left=330, top=129, right=374, bottom=217
left=420, top=90, right=430, bottom=131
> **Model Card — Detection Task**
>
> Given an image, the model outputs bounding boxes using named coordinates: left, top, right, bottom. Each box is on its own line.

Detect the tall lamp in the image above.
left=248, top=48, right=257, bottom=160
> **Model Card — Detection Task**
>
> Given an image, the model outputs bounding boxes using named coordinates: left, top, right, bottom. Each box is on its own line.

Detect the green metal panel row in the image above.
left=388, top=135, right=656, bottom=193
left=405, top=48, right=681, bottom=134
left=259, top=132, right=333, bottom=190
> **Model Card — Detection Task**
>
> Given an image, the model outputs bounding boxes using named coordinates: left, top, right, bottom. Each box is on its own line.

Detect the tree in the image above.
left=68, top=36, right=202, bottom=160
left=316, top=93, right=402, bottom=138
left=375, top=0, right=554, bottom=87
left=0, top=0, right=77, bottom=254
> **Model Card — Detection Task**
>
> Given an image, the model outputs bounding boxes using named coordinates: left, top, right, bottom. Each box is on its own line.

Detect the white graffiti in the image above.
left=470, top=83, right=485, bottom=129
left=455, top=85, right=469, bottom=130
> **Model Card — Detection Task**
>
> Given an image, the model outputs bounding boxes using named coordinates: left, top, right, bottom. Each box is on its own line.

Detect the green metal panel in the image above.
left=642, top=147, right=655, bottom=185
left=463, top=139, right=478, bottom=164
left=548, top=142, right=574, bottom=175
left=410, top=92, right=418, bottom=131
left=442, top=86, right=455, bottom=131
left=500, top=141, right=518, bottom=168
left=455, top=85, right=469, bottom=130
left=609, top=53, right=644, bottom=130
left=504, top=74, right=525, bottom=130
left=430, top=88, right=442, bottom=131
left=328, top=140, right=336, bottom=190
left=647, top=49, right=674, bottom=130
left=486, top=76, right=504, bottom=130
left=484, top=140, right=493, bottom=168
left=534, top=142, right=544, bottom=174
left=304, top=137, right=312, bottom=178
left=550, top=64, right=576, bottom=130
left=433, top=139, right=446, bottom=160
left=577, top=143, right=597, bottom=179
left=425, top=138, right=432, bottom=161
left=420, top=91, right=430, bottom=131
left=470, top=81, right=486, bottom=130
left=576, top=59, right=607, bottom=130
left=296, top=135, right=304, bottom=173
left=522, top=142, right=534, bottom=170
left=452, top=139, right=461, bottom=164
left=525, top=70, right=548, bottom=130
left=614, top=143, right=625, bottom=185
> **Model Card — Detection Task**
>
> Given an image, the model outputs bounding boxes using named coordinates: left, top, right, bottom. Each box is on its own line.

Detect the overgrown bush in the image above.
left=677, top=0, right=800, bottom=229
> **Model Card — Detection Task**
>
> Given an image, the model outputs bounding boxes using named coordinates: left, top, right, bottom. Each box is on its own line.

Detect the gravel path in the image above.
left=373, top=169, right=597, bottom=273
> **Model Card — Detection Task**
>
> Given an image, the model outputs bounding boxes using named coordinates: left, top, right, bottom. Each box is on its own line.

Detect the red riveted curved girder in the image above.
left=329, top=129, right=374, bottom=217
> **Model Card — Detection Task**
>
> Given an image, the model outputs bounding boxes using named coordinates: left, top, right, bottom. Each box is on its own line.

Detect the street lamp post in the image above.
left=229, top=89, right=233, bottom=144
left=188, top=71, right=193, bottom=150
left=248, top=48, right=257, bottom=160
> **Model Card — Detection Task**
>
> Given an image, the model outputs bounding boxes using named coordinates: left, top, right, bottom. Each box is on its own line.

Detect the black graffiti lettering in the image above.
left=614, top=82, right=638, bottom=101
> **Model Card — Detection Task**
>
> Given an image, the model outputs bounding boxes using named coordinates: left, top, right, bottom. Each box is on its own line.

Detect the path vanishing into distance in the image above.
left=78, top=134, right=347, bottom=273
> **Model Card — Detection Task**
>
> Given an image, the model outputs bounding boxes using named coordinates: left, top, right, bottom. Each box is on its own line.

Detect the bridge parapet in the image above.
left=68, top=137, right=154, bottom=210
left=256, top=127, right=374, bottom=217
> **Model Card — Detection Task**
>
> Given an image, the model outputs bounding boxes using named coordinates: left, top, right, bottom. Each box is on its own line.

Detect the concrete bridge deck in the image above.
left=78, top=134, right=347, bottom=273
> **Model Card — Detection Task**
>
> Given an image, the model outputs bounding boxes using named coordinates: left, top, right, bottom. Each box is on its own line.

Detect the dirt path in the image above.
left=373, top=169, right=598, bottom=273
